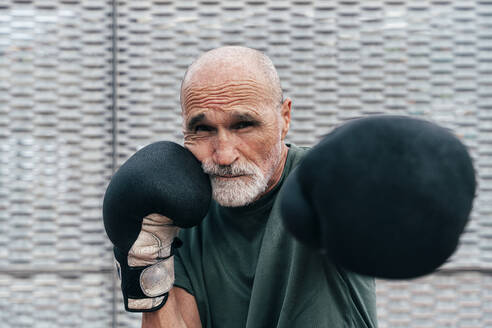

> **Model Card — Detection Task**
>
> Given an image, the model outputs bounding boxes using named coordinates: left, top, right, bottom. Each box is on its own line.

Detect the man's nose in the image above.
left=212, top=132, right=239, bottom=166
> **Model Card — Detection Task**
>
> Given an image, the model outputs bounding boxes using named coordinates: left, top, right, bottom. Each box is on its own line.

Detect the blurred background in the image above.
left=0, top=0, right=491, bottom=327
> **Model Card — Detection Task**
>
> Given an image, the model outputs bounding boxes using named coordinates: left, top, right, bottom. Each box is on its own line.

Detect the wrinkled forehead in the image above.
left=181, top=56, right=277, bottom=109
left=181, top=78, right=274, bottom=117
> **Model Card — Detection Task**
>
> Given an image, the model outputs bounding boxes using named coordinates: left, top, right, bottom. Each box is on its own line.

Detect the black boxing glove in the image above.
left=103, top=141, right=211, bottom=312
left=281, top=115, right=476, bottom=279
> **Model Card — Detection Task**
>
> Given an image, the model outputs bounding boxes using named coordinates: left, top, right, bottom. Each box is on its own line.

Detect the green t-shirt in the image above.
left=174, top=144, right=378, bottom=328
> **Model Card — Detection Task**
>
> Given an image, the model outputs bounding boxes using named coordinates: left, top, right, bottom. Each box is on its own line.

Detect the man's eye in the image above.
left=195, top=125, right=213, bottom=132
left=232, top=121, right=254, bottom=130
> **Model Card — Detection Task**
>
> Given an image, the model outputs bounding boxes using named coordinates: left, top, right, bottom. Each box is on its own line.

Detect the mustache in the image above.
left=201, top=159, right=258, bottom=177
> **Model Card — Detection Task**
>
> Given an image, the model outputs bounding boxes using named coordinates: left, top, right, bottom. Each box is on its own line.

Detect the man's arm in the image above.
left=142, top=287, right=202, bottom=328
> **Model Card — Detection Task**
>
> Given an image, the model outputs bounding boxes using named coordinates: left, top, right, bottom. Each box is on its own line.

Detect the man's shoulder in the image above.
left=286, top=143, right=311, bottom=153
left=284, top=143, right=310, bottom=173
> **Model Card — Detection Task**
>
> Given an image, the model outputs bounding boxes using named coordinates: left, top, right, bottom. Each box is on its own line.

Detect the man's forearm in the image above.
left=141, top=288, right=201, bottom=328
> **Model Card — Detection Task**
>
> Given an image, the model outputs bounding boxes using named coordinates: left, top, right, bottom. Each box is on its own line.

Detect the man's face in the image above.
left=182, top=78, right=290, bottom=207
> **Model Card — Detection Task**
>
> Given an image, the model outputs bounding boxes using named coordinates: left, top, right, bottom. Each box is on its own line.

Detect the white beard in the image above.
left=202, top=141, right=283, bottom=207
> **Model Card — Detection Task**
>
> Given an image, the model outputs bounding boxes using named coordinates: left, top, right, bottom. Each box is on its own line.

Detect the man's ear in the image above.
left=280, top=97, right=292, bottom=140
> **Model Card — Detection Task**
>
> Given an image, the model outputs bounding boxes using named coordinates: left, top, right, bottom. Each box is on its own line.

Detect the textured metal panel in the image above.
left=0, top=0, right=114, bottom=326
left=0, top=0, right=114, bottom=268
left=376, top=272, right=492, bottom=328
left=0, top=273, right=113, bottom=328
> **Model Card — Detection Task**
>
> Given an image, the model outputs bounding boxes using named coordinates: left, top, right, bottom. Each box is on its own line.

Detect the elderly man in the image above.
left=105, top=45, right=476, bottom=327
left=139, top=46, right=377, bottom=327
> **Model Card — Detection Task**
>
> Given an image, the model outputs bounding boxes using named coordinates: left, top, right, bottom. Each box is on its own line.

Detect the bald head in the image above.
left=180, top=46, right=283, bottom=112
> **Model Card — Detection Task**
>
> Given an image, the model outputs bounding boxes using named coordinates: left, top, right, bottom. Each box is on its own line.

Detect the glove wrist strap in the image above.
left=114, top=237, right=182, bottom=312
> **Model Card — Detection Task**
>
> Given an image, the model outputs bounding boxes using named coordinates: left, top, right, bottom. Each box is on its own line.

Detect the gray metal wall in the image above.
left=0, top=0, right=491, bottom=327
